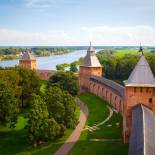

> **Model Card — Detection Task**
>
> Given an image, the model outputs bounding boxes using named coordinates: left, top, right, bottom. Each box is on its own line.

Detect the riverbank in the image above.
left=0, top=50, right=87, bottom=70
left=0, top=47, right=74, bottom=61
left=0, top=51, right=74, bottom=61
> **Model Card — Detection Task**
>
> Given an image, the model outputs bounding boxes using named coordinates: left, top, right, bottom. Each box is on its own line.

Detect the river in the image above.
left=0, top=49, right=101, bottom=70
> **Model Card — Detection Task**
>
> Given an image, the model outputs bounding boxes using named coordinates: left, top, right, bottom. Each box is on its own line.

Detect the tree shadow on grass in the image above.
left=0, top=129, right=32, bottom=154
left=0, top=129, right=71, bottom=155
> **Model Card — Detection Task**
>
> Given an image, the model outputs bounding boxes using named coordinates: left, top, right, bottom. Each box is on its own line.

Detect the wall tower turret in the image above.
left=19, top=49, right=36, bottom=70
left=123, top=47, right=155, bottom=143
left=79, top=43, right=102, bottom=92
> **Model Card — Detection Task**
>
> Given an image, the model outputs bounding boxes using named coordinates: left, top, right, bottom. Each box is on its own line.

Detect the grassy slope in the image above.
left=80, top=93, right=109, bottom=126
left=69, top=93, right=128, bottom=155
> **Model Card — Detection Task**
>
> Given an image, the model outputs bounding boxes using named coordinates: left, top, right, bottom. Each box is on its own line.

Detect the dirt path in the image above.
left=54, top=101, right=88, bottom=155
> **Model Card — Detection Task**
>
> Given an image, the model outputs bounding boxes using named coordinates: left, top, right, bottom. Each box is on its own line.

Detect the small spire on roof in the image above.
left=90, top=41, right=92, bottom=47
left=139, top=43, right=144, bottom=56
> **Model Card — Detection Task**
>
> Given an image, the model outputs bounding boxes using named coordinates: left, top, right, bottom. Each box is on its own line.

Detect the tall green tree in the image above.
left=45, top=86, right=77, bottom=128
left=56, top=64, right=65, bottom=71
left=16, top=67, right=41, bottom=108
left=62, top=92, right=78, bottom=128
left=0, top=69, right=21, bottom=105
left=0, top=82, right=19, bottom=127
left=70, top=62, right=78, bottom=72
left=49, top=71, right=79, bottom=96
left=27, top=94, right=62, bottom=146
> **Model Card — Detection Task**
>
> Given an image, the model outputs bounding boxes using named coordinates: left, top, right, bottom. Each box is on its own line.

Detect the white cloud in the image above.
left=81, top=25, right=155, bottom=46
left=0, top=28, right=73, bottom=46
left=25, top=0, right=65, bottom=8
left=0, top=25, right=155, bottom=46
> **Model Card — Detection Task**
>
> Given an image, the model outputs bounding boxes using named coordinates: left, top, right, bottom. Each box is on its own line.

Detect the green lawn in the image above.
left=79, top=93, right=109, bottom=126
left=114, top=49, right=149, bottom=57
left=0, top=105, right=80, bottom=155
left=114, top=49, right=138, bottom=57
left=69, top=93, right=129, bottom=155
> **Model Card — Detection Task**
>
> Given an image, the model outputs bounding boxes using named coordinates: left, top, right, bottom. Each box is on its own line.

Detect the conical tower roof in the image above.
left=124, top=56, right=155, bottom=87
left=21, top=49, right=36, bottom=60
left=81, top=43, right=101, bottom=67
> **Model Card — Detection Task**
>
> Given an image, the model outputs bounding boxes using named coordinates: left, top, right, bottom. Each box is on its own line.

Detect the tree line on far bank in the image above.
left=97, top=52, right=155, bottom=84
left=0, top=47, right=73, bottom=61
left=56, top=50, right=155, bottom=85
left=0, top=67, right=79, bottom=146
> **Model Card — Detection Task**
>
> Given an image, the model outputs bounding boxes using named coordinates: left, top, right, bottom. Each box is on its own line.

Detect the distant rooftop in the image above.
left=124, top=56, right=155, bottom=87
left=81, top=43, right=101, bottom=67
left=21, top=49, right=36, bottom=60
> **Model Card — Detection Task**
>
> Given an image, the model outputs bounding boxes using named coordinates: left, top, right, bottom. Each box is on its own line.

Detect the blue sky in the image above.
left=0, top=0, right=155, bottom=46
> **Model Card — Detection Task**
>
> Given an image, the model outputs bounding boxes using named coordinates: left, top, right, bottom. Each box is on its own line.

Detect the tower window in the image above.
left=134, top=88, right=136, bottom=93
left=140, top=88, right=142, bottom=93
left=149, top=98, right=152, bottom=103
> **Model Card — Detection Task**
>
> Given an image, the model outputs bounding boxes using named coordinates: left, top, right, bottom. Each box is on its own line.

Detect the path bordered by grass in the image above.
left=0, top=105, right=80, bottom=155
left=69, top=93, right=129, bottom=155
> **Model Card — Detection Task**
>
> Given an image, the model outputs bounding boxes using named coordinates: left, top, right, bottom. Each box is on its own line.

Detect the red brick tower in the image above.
left=79, top=43, right=102, bottom=92
left=19, top=49, right=36, bottom=70
left=123, top=52, right=155, bottom=143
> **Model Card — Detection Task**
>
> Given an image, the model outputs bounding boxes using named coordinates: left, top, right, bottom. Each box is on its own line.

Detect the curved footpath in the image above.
left=83, top=105, right=113, bottom=132
left=54, top=101, right=88, bottom=155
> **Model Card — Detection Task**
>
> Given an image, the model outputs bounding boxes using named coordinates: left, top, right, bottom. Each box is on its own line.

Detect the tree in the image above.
left=27, top=94, right=62, bottom=146
left=0, top=82, right=19, bottom=127
left=56, top=63, right=69, bottom=71
left=45, top=86, right=77, bottom=128
left=46, top=86, right=65, bottom=123
left=56, top=64, right=65, bottom=71
left=70, top=62, right=78, bottom=72
left=97, top=52, right=140, bottom=82
left=0, top=69, right=21, bottom=105
left=16, top=67, right=41, bottom=108
left=49, top=71, right=79, bottom=96
left=62, top=91, right=78, bottom=128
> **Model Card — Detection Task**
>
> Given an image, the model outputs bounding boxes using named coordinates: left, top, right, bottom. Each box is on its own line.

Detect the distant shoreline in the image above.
left=0, top=48, right=75, bottom=61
